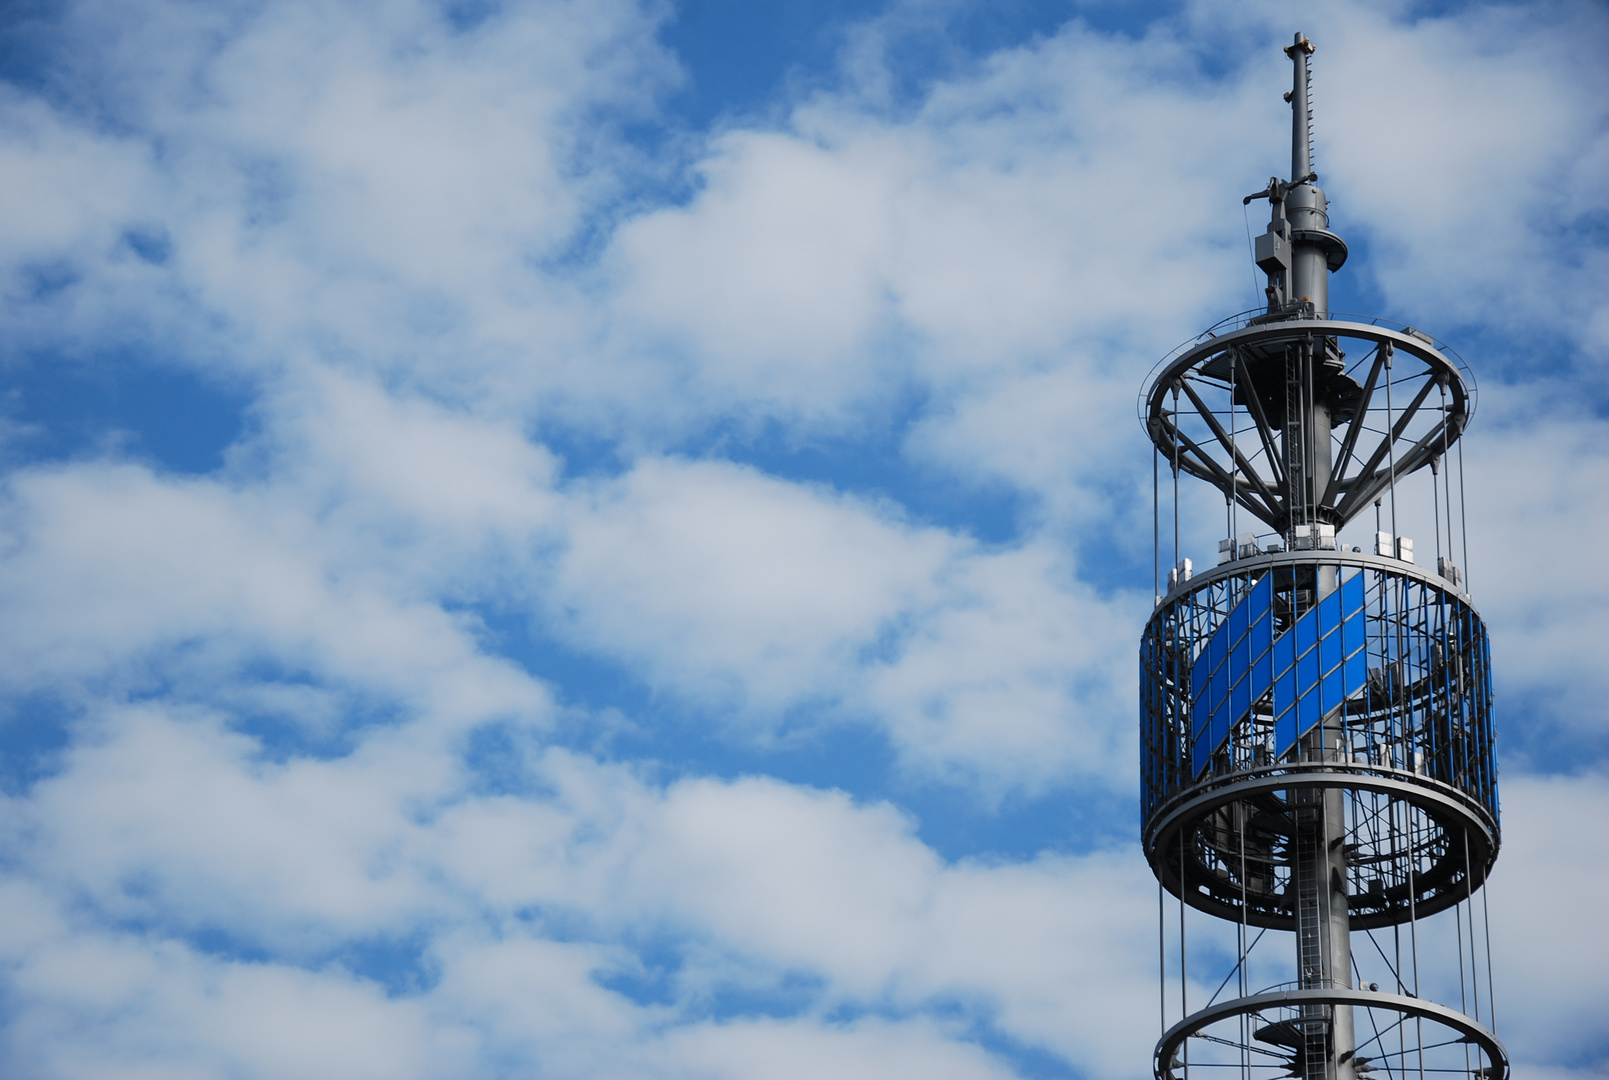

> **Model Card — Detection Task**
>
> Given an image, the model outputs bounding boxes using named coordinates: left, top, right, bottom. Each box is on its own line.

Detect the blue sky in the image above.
left=0, top=1, right=1605, bottom=1077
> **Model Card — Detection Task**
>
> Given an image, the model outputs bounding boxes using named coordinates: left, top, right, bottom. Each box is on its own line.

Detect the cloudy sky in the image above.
left=0, top=0, right=1605, bottom=1076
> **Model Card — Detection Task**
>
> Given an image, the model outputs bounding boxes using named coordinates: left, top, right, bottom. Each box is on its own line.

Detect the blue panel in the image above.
left=1297, top=647, right=1319, bottom=690
left=1277, top=687, right=1322, bottom=758
left=1315, top=586, right=1341, bottom=636
left=1189, top=576, right=1286, bottom=777
left=1228, top=596, right=1249, bottom=648
left=1275, top=668, right=1296, bottom=719
left=1343, top=651, right=1368, bottom=698
left=1319, top=626, right=1343, bottom=677
left=1298, top=686, right=1321, bottom=733
left=1342, top=608, right=1366, bottom=656
left=1322, top=666, right=1346, bottom=714
left=1275, top=712, right=1296, bottom=757
left=1250, top=610, right=1272, bottom=661
left=1296, top=609, right=1318, bottom=658
left=1230, top=636, right=1250, bottom=681
left=1212, top=701, right=1233, bottom=750
left=1191, top=631, right=1215, bottom=701
left=1273, top=626, right=1294, bottom=676
left=1249, top=574, right=1273, bottom=621
left=1340, top=572, right=1366, bottom=617
left=1253, top=651, right=1272, bottom=700
left=1191, top=721, right=1211, bottom=777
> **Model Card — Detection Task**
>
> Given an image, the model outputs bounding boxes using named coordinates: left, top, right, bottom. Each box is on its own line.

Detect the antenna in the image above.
left=1139, top=33, right=1505, bottom=1080
left=1286, top=33, right=1315, bottom=183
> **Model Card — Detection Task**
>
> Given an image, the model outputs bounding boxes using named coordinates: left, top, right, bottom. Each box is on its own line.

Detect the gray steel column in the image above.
left=1285, top=35, right=1331, bottom=320
left=1287, top=33, right=1354, bottom=1080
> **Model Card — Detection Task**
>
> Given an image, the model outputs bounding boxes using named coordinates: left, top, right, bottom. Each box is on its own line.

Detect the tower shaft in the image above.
left=1288, top=35, right=1353, bottom=1078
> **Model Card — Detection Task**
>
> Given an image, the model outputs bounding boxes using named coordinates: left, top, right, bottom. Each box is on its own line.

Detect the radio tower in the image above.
left=1140, top=34, right=1505, bottom=1080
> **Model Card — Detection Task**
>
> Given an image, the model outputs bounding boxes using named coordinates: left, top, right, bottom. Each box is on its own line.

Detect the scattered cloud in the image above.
left=0, top=0, right=1604, bottom=1076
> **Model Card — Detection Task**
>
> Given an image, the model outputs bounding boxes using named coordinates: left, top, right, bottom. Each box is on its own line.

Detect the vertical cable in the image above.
left=1180, top=828, right=1189, bottom=1080
left=1408, top=807, right=1424, bottom=1080
left=1394, top=803, right=1406, bottom=1078
left=1293, top=342, right=1306, bottom=531
left=1458, top=437, right=1471, bottom=593
left=1464, top=833, right=1481, bottom=1026
left=1384, top=345, right=1398, bottom=555
left=1173, top=385, right=1182, bottom=579
left=1159, top=876, right=1167, bottom=1035
left=1238, top=802, right=1249, bottom=1080
left=1230, top=348, right=1238, bottom=549
left=1243, top=204, right=1262, bottom=311
left=1482, top=874, right=1498, bottom=1032
left=1439, top=383, right=1455, bottom=580
left=1156, top=447, right=1162, bottom=602
left=1431, top=455, right=1442, bottom=567
left=1454, top=866, right=1469, bottom=1037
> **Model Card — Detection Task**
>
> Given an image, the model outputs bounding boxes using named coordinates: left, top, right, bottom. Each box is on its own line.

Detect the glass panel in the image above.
left=1213, top=701, right=1233, bottom=752
left=1321, top=666, right=1345, bottom=714
left=1252, top=651, right=1272, bottom=703
left=1250, top=609, right=1272, bottom=661
left=1228, top=593, right=1249, bottom=647
left=1340, top=571, right=1366, bottom=617
left=1314, top=586, right=1341, bottom=636
left=1319, top=625, right=1343, bottom=677
left=1297, top=686, right=1321, bottom=739
left=1343, top=650, right=1368, bottom=700
left=1273, top=623, right=1295, bottom=675
left=1229, top=636, right=1250, bottom=682
left=1341, top=608, right=1366, bottom=657
left=1275, top=712, right=1297, bottom=758
left=1295, top=607, right=1318, bottom=658
left=1253, top=573, right=1273, bottom=616
left=1296, top=647, right=1319, bottom=693
left=1274, top=667, right=1296, bottom=719
left=1230, top=676, right=1251, bottom=722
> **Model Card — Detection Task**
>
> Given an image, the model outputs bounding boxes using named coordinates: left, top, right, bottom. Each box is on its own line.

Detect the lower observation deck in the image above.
left=1140, top=548, right=1497, bottom=929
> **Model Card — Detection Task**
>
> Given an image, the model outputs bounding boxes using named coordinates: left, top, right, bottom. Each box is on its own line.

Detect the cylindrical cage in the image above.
left=1140, top=550, right=1498, bottom=929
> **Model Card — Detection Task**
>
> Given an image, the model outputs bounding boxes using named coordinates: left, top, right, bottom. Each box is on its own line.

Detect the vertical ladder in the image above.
left=1286, top=347, right=1306, bottom=529
left=1294, top=805, right=1332, bottom=1079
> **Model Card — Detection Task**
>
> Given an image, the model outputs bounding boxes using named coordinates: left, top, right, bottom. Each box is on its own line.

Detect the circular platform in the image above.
left=1153, top=986, right=1507, bottom=1080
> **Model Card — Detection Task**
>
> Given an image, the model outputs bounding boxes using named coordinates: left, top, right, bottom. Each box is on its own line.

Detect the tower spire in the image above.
left=1287, top=33, right=1315, bottom=183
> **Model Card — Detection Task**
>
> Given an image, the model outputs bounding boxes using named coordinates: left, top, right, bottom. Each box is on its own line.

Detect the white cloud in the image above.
left=0, top=0, right=1604, bottom=1076
left=1485, top=770, right=1609, bottom=1072
left=551, top=456, right=958, bottom=714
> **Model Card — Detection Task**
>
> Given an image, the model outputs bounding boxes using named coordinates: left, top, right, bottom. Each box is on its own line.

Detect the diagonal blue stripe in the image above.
left=1194, top=570, right=1371, bottom=777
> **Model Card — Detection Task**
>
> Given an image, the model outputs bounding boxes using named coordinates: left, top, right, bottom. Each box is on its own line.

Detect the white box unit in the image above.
left=1168, top=558, right=1193, bottom=590
left=1396, top=536, right=1414, bottom=564
left=1438, top=557, right=1463, bottom=589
